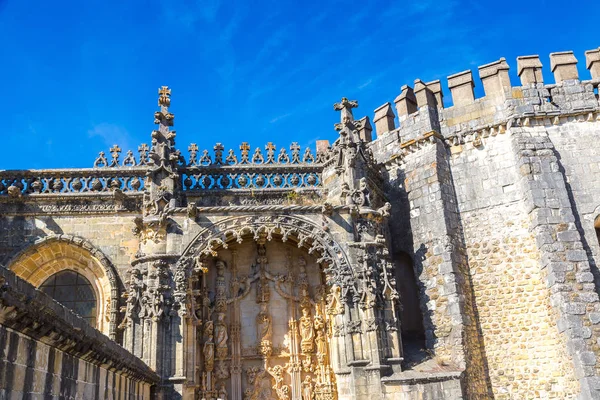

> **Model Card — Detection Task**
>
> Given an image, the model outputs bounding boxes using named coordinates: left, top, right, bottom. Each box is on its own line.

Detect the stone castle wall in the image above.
left=366, top=47, right=600, bottom=398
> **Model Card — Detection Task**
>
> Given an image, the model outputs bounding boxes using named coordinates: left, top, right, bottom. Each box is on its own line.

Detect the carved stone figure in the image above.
left=257, top=303, right=272, bottom=342
left=218, top=383, right=228, bottom=400
left=299, top=308, right=315, bottom=354
left=257, top=304, right=273, bottom=357
left=314, top=316, right=327, bottom=362
left=203, top=320, right=215, bottom=372
left=302, top=375, right=314, bottom=400
left=215, top=312, right=228, bottom=360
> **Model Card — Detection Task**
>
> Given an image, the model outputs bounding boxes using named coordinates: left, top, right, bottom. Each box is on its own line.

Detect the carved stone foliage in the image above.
left=349, top=244, right=400, bottom=315
left=121, top=257, right=175, bottom=330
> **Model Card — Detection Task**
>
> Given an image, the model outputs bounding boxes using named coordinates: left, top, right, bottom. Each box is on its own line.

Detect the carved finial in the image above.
left=109, top=145, right=121, bottom=167
left=158, top=86, right=171, bottom=108
left=265, top=142, right=276, bottom=164
left=214, top=143, right=224, bottom=165
left=333, top=97, right=358, bottom=125
left=240, top=142, right=251, bottom=164
left=290, top=142, right=301, bottom=164
left=138, top=144, right=149, bottom=165
left=188, top=143, right=199, bottom=166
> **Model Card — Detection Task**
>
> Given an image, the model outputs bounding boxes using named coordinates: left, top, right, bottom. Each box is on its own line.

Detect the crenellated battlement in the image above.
left=367, top=47, right=600, bottom=163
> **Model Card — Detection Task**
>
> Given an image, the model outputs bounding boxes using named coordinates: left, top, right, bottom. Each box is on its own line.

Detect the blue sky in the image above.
left=1, top=0, right=599, bottom=169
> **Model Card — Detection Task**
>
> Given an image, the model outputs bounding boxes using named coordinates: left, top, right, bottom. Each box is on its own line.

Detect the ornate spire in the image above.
left=148, top=86, right=178, bottom=171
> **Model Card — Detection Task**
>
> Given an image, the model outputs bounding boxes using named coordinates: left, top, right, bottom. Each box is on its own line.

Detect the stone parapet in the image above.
left=447, top=70, right=475, bottom=107
left=368, top=47, right=600, bottom=166
left=368, top=47, right=600, bottom=165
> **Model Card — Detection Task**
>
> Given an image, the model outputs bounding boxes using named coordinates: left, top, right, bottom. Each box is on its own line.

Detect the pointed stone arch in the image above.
left=175, top=214, right=356, bottom=299
left=5, top=234, right=121, bottom=339
left=172, top=214, right=354, bottom=398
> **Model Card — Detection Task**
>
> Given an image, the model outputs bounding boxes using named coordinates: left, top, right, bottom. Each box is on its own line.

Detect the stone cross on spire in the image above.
left=154, top=86, right=175, bottom=133
left=158, top=86, right=171, bottom=109
left=333, top=97, right=358, bottom=127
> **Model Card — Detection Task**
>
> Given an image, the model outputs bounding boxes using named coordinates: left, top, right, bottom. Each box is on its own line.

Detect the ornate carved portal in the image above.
left=188, top=240, right=337, bottom=400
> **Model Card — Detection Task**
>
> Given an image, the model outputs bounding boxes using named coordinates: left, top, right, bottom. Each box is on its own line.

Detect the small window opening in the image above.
left=40, top=270, right=97, bottom=328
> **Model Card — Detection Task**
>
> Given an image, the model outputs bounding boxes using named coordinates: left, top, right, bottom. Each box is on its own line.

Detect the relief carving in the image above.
left=187, top=241, right=337, bottom=400
left=204, top=320, right=215, bottom=372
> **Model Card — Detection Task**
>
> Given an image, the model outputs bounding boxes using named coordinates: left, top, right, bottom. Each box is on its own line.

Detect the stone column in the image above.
left=321, top=98, right=403, bottom=399
left=124, top=86, right=185, bottom=398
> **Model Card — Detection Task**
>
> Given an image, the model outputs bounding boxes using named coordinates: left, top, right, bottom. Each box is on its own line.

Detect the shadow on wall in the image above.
left=553, top=148, right=600, bottom=296
left=394, top=250, right=426, bottom=343
left=0, top=216, right=63, bottom=265
left=381, top=166, right=435, bottom=366
left=394, top=248, right=433, bottom=368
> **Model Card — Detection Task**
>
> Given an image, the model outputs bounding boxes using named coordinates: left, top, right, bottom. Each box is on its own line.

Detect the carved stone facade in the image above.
left=1, top=47, right=600, bottom=399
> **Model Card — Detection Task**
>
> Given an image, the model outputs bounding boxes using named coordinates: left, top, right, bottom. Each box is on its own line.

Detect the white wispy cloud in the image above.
left=88, top=123, right=133, bottom=151
left=358, top=79, right=373, bottom=89
left=270, top=113, right=292, bottom=124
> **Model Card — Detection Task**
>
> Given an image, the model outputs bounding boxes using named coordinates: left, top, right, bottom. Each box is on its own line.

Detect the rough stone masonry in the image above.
left=0, top=46, right=599, bottom=399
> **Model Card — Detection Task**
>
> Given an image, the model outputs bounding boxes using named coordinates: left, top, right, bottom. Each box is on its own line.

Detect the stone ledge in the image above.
left=0, top=267, right=159, bottom=384
left=381, top=370, right=464, bottom=385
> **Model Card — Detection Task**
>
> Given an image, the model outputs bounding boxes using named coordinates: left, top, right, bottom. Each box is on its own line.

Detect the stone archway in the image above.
left=6, top=234, right=121, bottom=338
left=176, top=215, right=355, bottom=292
left=175, top=215, right=355, bottom=400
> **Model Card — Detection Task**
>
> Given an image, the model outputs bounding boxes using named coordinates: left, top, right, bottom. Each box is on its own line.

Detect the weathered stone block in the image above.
left=550, top=51, right=579, bottom=82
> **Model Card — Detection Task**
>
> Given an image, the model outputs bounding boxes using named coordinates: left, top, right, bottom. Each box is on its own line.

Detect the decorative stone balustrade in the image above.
left=0, top=168, right=148, bottom=197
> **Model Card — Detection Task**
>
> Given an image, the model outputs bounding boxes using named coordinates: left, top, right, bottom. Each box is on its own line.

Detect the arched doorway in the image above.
left=175, top=215, right=355, bottom=400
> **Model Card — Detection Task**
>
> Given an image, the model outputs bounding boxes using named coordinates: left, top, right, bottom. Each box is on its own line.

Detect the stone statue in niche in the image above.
left=302, top=375, right=314, bottom=400
left=299, top=308, right=315, bottom=354
left=302, top=355, right=313, bottom=373
left=215, top=312, right=229, bottom=359
left=203, top=320, right=215, bottom=372
left=314, top=315, right=327, bottom=362
left=218, top=383, right=228, bottom=400
left=325, top=285, right=343, bottom=315
left=257, top=303, right=272, bottom=357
